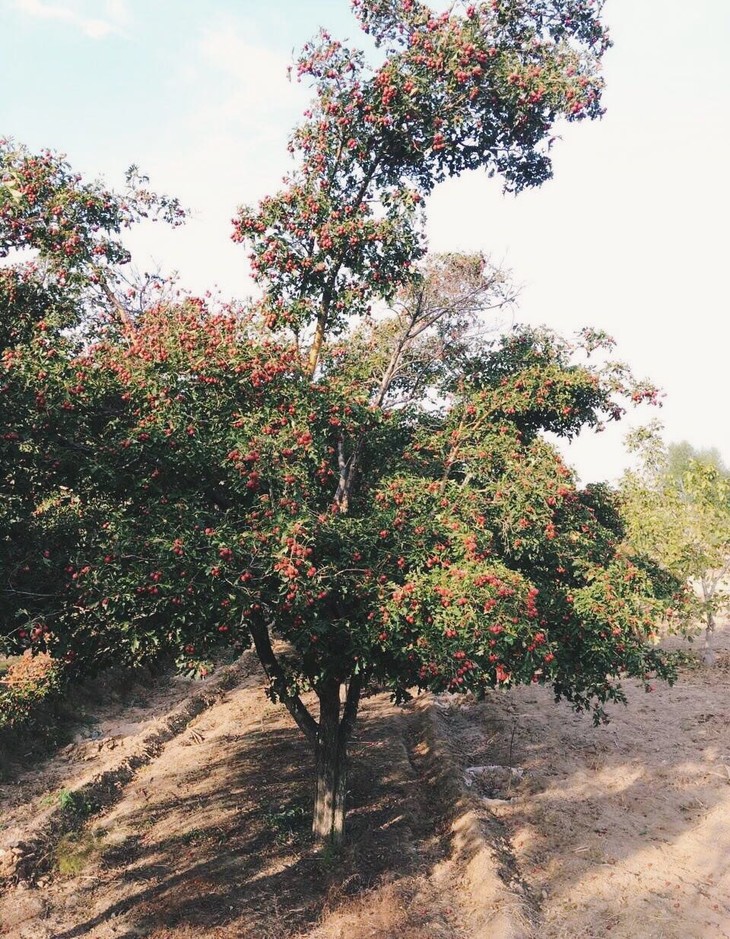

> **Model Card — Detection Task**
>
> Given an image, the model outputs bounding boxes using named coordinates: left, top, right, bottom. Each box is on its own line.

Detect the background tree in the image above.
left=621, top=423, right=730, bottom=664
left=0, top=138, right=184, bottom=664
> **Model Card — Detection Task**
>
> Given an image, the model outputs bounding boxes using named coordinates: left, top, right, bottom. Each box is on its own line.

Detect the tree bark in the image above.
left=312, top=681, right=347, bottom=844
left=702, top=609, right=716, bottom=666
left=247, top=620, right=365, bottom=843
left=312, top=676, right=362, bottom=845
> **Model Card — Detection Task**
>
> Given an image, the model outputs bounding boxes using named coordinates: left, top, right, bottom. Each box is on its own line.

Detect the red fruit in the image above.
left=495, top=664, right=510, bottom=683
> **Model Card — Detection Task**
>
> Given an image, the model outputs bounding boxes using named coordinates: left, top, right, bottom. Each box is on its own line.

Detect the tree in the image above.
left=0, top=138, right=184, bottom=663
left=621, top=424, right=730, bottom=664
left=233, top=0, right=611, bottom=367
left=3, top=287, right=676, bottom=843
left=1, top=0, right=679, bottom=847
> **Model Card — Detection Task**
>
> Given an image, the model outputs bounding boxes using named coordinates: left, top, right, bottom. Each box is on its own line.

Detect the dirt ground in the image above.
left=1, top=628, right=729, bottom=939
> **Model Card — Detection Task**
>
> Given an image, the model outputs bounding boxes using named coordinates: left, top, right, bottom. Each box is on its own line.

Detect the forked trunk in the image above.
left=312, top=681, right=348, bottom=844
left=248, top=620, right=363, bottom=845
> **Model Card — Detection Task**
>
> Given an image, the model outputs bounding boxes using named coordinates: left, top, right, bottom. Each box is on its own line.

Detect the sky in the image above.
left=1, top=0, right=729, bottom=484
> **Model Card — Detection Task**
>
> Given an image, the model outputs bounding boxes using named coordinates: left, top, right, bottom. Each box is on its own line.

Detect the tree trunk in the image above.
left=248, top=620, right=364, bottom=845
left=312, top=681, right=348, bottom=844
left=702, top=609, right=716, bottom=666
left=311, top=676, right=362, bottom=845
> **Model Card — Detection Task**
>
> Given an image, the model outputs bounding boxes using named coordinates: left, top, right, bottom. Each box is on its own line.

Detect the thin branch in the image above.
left=97, top=277, right=135, bottom=335
left=306, top=154, right=383, bottom=377
left=333, top=432, right=353, bottom=511
left=248, top=620, right=318, bottom=746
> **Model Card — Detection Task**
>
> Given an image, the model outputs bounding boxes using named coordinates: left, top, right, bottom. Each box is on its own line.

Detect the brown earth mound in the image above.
left=1, top=629, right=729, bottom=938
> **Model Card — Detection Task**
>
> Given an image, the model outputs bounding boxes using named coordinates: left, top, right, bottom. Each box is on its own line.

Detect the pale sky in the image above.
left=1, top=0, right=729, bottom=483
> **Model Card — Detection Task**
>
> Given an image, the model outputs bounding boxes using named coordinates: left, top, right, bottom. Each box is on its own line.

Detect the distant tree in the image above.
left=667, top=441, right=728, bottom=485
left=621, top=423, right=730, bottom=664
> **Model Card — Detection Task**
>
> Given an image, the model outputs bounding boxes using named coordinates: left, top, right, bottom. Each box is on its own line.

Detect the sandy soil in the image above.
left=1, top=628, right=729, bottom=939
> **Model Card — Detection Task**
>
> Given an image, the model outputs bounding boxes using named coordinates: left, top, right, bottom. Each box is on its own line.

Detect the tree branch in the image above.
left=248, top=620, right=319, bottom=746
left=306, top=155, right=383, bottom=378
left=340, top=674, right=363, bottom=739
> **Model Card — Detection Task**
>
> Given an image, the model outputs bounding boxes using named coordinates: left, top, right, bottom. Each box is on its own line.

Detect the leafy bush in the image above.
left=0, top=650, right=61, bottom=730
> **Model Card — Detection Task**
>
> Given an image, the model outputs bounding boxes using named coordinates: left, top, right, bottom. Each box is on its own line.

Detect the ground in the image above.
left=1, top=629, right=729, bottom=939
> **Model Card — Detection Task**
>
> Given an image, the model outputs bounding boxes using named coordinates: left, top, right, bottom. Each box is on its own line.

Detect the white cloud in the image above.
left=166, top=23, right=308, bottom=205
left=112, top=22, right=310, bottom=300
left=13, top=0, right=129, bottom=38
left=197, top=25, right=303, bottom=126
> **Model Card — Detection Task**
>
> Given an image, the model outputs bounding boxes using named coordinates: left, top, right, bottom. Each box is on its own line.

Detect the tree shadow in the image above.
left=21, top=658, right=730, bottom=939
left=48, top=696, right=447, bottom=939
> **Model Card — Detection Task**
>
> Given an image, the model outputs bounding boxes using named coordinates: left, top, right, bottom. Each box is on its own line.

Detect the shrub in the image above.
left=0, top=650, right=61, bottom=730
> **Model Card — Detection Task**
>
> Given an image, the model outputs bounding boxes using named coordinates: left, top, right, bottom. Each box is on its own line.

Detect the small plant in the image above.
left=175, top=827, right=205, bottom=846
left=57, top=788, right=94, bottom=818
left=55, top=830, right=102, bottom=876
left=663, top=649, right=702, bottom=671
left=0, top=650, right=61, bottom=731
left=317, top=840, right=343, bottom=869
left=264, top=804, right=307, bottom=843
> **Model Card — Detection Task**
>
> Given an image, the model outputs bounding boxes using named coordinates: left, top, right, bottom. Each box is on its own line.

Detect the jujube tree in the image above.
left=0, top=0, right=680, bottom=845
left=0, top=138, right=184, bottom=664
left=3, top=288, right=676, bottom=843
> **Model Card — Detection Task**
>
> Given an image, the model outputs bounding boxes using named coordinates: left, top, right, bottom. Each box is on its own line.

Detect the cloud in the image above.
left=167, top=23, right=309, bottom=202
left=13, top=0, right=129, bottom=39
left=197, top=25, right=302, bottom=125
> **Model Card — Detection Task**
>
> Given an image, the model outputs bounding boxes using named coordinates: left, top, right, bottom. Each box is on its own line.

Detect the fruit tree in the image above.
left=0, top=0, right=681, bottom=845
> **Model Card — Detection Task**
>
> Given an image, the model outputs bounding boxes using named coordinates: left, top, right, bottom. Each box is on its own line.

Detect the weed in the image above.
left=175, top=827, right=205, bottom=846
left=264, top=804, right=307, bottom=843
left=317, top=840, right=343, bottom=869
left=664, top=649, right=702, bottom=670
left=57, top=788, right=95, bottom=818
left=55, top=831, right=102, bottom=876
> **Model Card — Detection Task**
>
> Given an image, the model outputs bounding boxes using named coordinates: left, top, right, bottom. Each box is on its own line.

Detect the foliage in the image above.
left=621, top=423, right=730, bottom=659
left=234, top=0, right=611, bottom=349
left=264, top=804, right=309, bottom=843
left=0, top=650, right=61, bottom=730
left=0, top=137, right=185, bottom=346
left=0, top=139, right=185, bottom=677
left=2, top=290, right=675, bottom=707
